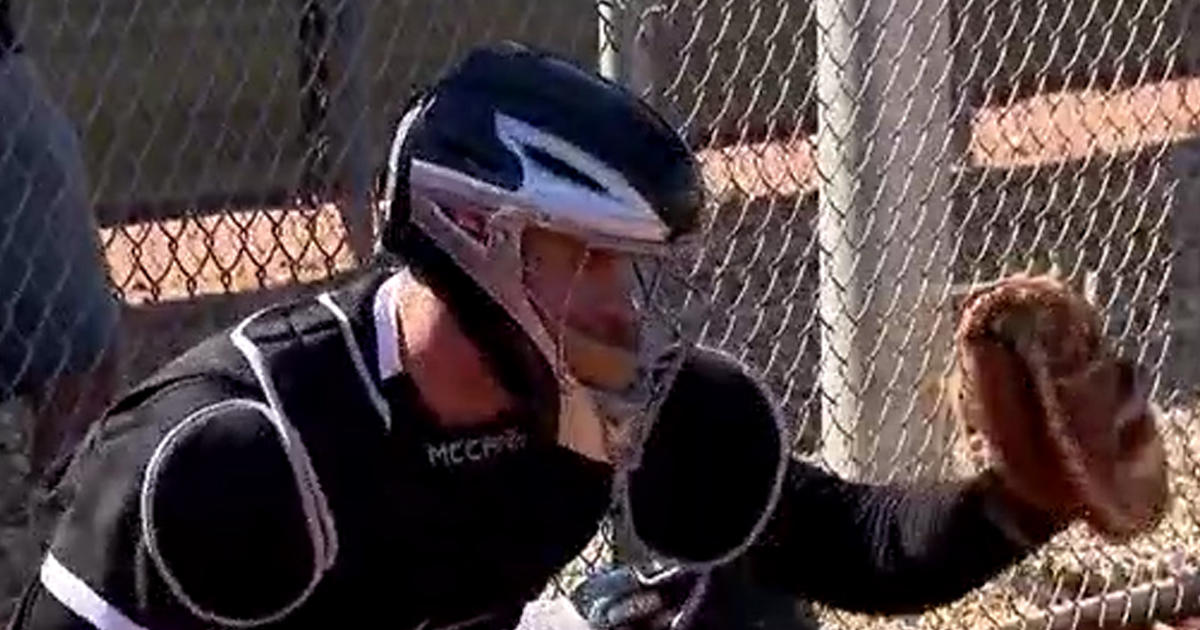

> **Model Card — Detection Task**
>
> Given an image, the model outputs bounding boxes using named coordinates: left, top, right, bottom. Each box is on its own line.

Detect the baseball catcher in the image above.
left=0, top=0, right=122, bottom=490
left=8, top=42, right=1166, bottom=630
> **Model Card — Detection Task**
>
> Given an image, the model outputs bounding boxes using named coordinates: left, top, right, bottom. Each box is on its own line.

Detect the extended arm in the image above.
left=744, top=459, right=1060, bottom=614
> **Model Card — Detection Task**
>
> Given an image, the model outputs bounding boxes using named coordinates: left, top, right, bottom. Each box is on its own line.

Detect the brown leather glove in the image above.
left=949, top=273, right=1168, bottom=542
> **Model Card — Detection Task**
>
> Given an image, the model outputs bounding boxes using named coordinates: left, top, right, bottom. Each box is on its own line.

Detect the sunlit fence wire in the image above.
left=1, top=0, right=1199, bottom=628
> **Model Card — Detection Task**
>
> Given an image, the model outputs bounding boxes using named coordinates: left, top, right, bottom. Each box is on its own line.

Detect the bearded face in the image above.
left=410, top=192, right=704, bottom=464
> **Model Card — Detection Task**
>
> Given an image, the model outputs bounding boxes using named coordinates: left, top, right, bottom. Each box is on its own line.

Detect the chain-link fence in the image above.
left=1, top=0, right=1199, bottom=628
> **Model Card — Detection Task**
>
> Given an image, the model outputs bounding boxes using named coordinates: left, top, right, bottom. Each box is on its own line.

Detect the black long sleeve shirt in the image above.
left=748, top=463, right=1053, bottom=615
left=8, top=270, right=1054, bottom=630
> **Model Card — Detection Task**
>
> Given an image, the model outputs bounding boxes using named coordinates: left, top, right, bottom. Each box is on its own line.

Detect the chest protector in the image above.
left=44, top=272, right=611, bottom=630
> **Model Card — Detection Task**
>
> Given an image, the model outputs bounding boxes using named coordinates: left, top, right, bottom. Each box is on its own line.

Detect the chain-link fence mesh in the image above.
left=1, top=0, right=1199, bottom=628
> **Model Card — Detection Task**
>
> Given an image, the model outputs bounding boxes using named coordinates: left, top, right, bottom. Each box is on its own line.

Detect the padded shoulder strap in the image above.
left=231, top=291, right=391, bottom=435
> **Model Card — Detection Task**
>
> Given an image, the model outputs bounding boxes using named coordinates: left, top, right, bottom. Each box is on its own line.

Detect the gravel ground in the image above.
left=0, top=400, right=53, bottom=626
left=813, top=405, right=1200, bottom=630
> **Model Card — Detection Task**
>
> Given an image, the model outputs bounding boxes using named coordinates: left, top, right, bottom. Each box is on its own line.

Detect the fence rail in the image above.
left=1, top=1, right=1199, bottom=628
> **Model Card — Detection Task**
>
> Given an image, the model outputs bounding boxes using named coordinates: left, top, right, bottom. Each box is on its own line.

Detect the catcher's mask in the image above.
left=380, top=41, right=709, bottom=464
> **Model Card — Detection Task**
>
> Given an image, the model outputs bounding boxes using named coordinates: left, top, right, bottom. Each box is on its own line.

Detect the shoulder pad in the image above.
left=666, top=346, right=779, bottom=425
left=628, top=345, right=787, bottom=565
left=110, top=334, right=259, bottom=419
left=140, top=397, right=337, bottom=626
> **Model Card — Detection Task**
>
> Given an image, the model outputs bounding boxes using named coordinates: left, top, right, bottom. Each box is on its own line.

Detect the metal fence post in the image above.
left=296, top=0, right=372, bottom=264
left=327, top=0, right=372, bottom=264
left=298, top=0, right=332, bottom=207
left=1166, top=139, right=1200, bottom=406
left=816, top=0, right=957, bottom=481
left=598, top=1, right=621, bottom=83
left=598, top=1, right=643, bottom=88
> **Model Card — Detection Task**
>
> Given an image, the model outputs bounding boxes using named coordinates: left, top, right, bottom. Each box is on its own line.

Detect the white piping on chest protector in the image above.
left=139, top=393, right=335, bottom=628
left=372, top=271, right=408, bottom=381
left=40, top=553, right=148, bottom=630
left=317, top=291, right=393, bottom=432
left=151, top=312, right=340, bottom=627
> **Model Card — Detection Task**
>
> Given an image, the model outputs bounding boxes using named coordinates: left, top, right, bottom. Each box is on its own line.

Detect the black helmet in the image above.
left=380, top=40, right=704, bottom=253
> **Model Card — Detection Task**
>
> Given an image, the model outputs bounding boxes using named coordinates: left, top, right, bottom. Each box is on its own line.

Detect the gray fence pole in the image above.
left=598, top=1, right=622, bottom=82
left=599, top=0, right=663, bottom=95
left=816, top=0, right=957, bottom=481
left=598, top=1, right=641, bottom=87
left=1166, top=139, right=1200, bottom=405
left=327, top=0, right=372, bottom=264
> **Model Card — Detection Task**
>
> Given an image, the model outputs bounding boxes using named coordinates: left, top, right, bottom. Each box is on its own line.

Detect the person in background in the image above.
left=0, top=0, right=122, bottom=490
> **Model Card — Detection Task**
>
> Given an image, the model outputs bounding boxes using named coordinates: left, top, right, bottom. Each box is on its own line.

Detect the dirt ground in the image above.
left=697, top=76, right=1200, bottom=199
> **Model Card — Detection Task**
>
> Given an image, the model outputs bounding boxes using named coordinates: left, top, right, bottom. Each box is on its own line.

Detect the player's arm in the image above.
left=752, top=274, right=1163, bottom=614
left=629, top=345, right=1062, bottom=617
left=9, top=382, right=330, bottom=630
left=742, top=459, right=1059, bottom=614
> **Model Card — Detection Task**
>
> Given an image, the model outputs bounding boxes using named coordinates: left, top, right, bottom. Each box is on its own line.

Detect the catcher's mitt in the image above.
left=949, top=273, right=1168, bottom=541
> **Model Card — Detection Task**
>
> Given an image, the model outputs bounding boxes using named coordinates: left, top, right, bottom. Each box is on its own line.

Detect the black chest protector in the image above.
left=23, top=271, right=612, bottom=630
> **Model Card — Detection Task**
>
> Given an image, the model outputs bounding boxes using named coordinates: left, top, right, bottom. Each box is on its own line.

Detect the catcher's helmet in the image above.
left=380, top=40, right=703, bottom=249
left=380, top=41, right=707, bottom=463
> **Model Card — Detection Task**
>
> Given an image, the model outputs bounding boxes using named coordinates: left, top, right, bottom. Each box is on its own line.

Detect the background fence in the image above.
left=1, top=0, right=1200, bottom=628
